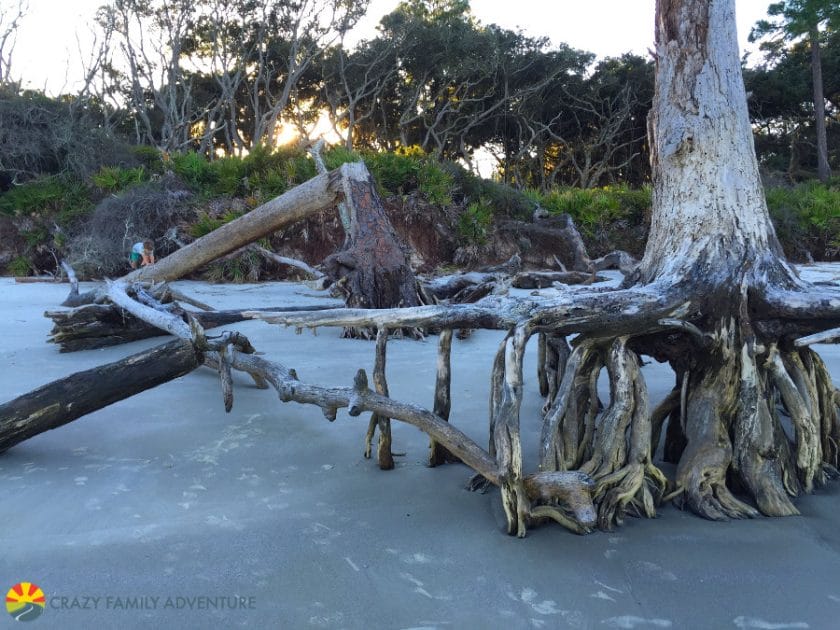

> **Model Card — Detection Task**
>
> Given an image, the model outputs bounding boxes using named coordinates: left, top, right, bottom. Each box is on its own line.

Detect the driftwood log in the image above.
left=57, top=160, right=419, bottom=343
left=45, top=301, right=340, bottom=352
left=2, top=280, right=599, bottom=531
left=0, top=339, right=201, bottom=454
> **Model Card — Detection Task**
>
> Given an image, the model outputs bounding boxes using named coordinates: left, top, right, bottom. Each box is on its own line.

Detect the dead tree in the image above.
left=245, top=0, right=840, bottom=535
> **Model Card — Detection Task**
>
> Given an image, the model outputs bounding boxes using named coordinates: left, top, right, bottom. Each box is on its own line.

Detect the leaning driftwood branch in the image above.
left=125, top=166, right=348, bottom=283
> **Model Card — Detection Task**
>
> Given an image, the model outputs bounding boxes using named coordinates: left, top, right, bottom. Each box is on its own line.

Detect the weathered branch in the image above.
left=119, top=163, right=355, bottom=283
left=247, top=283, right=691, bottom=339
left=795, top=326, right=840, bottom=348
left=223, top=352, right=500, bottom=485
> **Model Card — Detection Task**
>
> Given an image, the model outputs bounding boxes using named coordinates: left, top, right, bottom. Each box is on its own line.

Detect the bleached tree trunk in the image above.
left=640, top=0, right=792, bottom=285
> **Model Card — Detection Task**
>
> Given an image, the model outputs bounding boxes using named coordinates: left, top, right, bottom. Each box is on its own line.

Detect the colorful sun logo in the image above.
left=6, top=582, right=46, bottom=622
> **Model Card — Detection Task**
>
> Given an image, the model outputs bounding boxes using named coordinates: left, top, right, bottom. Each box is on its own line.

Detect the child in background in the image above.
left=129, top=240, right=156, bottom=269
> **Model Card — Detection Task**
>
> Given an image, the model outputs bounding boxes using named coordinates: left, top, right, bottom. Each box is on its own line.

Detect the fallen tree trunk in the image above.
left=0, top=339, right=201, bottom=454
left=45, top=303, right=342, bottom=352
left=60, top=161, right=419, bottom=342
left=124, top=168, right=343, bottom=284
left=322, top=165, right=421, bottom=337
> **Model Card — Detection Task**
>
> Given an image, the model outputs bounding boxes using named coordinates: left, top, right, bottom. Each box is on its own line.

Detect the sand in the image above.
left=1, top=266, right=839, bottom=629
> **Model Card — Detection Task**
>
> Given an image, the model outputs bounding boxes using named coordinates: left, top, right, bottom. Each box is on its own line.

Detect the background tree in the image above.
left=750, top=0, right=840, bottom=181
left=320, top=34, right=402, bottom=151
left=0, top=0, right=26, bottom=85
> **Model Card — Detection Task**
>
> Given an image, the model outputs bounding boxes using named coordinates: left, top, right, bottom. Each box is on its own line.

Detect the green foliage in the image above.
left=7, top=256, right=32, bottom=277
left=417, top=160, right=454, bottom=206
left=457, top=198, right=494, bottom=244
left=131, top=146, right=166, bottom=174
left=323, top=145, right=361, bottom=170
left=445, top=163, right=534, bottom=219
left=363, top=151, right=421, bottom=194
left=244, top=145, right=312, bottom=196
left=208, top=157, right=247, bottom=196
left=765, top=180, right=840, bottom=258
left=362, top=147, right=454, bottom=205
left=189, top=209, right=244, bottom=238
left=0, top=175, right=93, bottom=223
left=535, top=185, right=651, bottom=236
left=171, top=152, right=216, bottom=189
left=91, top=166, right=147, bottom=193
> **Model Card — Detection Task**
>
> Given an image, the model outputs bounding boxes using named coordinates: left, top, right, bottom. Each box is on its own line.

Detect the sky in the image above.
left=8, top=0, right=775, bottom=94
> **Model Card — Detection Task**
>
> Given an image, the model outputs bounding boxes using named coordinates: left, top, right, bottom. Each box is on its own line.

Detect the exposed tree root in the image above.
left=245, top=274, right=840, bottom=536
left=9, top=240, right=840, bottom=541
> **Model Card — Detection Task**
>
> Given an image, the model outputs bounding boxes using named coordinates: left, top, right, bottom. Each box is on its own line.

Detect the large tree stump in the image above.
left=322, top=164, right=421, bottom=337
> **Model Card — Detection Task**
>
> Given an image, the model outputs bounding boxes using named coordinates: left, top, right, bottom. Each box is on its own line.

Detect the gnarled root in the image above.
left=491, top=325, right=535, bottom=536
left=585, top=338, right=667, bottom=529
left=674, top=322, right=760, bottom=520
left=732, top=333, right=799, bottom=517
left=524, top=471, right=597, bottom=535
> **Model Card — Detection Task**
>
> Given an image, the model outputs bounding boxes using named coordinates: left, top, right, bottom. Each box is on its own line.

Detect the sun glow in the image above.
left=273, top=110, right=344, bottom=148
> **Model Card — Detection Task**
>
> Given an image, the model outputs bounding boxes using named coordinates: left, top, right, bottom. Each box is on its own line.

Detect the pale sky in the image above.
left=10, top=0, right=774, bottom=94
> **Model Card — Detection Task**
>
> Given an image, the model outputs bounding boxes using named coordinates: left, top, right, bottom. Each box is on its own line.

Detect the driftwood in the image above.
left=0, top=339, right=201, bottom=454
left=3, top=276, right=600, bottom=534
left=512, top=271, right=606, bottom=289
left=251, top=245, right=326, bottom=281
left=422, top=266, right=607, bottom=303
left=45, top=302, right=340, bottom=352
left=46, top=278, right=342, bottom=352
left=58, top=160, right=418, bottom=344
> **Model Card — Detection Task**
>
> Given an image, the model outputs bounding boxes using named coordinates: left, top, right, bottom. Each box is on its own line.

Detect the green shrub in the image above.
left=457, top=199, right=494, bottom=244
left=417, top=160, right=454, bottom=206
left=362, top=147, right=454, bottom=205
left=208, top=157, right=246, bottom=197
left=363, top=151, right=419, bottom=194
left=765, top=181, right=840, bottom=260
left=131, top=146, right=166, bottom=174
left=91, top=166, right=147, bottom=193
left=0, top=175, right=92, bottom=222
left=171, top=152, right=216, bottom=189
left=535, top=185, right=650, bottom=237
left=323, top=145, right=361, bottom=170
left=445, top=163, right=532, bottom=219
left=7, top=255, right=31, bottom=276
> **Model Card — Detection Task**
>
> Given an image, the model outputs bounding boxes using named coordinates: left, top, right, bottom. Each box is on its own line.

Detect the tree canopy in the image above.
left=0, top=0, right=836, bottom=187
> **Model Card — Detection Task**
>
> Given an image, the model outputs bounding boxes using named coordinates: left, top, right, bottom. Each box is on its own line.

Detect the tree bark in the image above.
left=0, top=339, right=201, bottom=454
left=810, top=27, right=831, bottom=182
left=322, top=164, right=421, bottom=337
